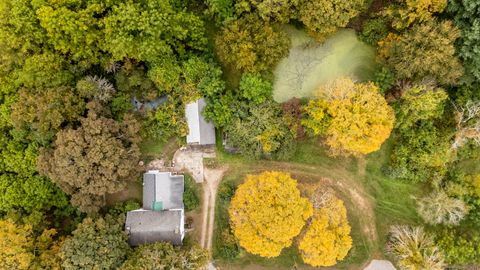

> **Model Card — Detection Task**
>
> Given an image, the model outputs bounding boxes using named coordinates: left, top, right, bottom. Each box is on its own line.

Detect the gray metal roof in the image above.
left=125, top=210, right=183, bottom=246
left=143, top=171, right=184, bottom=210
left=186, top=98, right=216, bottom=145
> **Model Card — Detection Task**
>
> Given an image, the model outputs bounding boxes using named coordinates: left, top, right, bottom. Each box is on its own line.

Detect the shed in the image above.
left=185, top=98, right=216, bottom=145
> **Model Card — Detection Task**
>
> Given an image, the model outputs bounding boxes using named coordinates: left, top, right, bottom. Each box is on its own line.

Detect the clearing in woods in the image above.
left=212, top=140, right=423, bottom=270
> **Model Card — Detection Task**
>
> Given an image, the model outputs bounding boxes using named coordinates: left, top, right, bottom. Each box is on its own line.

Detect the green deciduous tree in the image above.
left=239, top=73, right=273, bottom=104
left=60, top=215, right=130, bottom=270
left=36, top=0, right=107, bottom=64
left=389, top=84, right=452, bottom=182
left=396, top=84, right=449, bottom=129
left=235, top=0, right=297, bottom=23
left=359, top=17, right=390, bottom=46
left=227, top=102, right=295, bottom=159
left=181, top=56, right=225, bottom=102
left=203, top=93, right=235, bottom=128
left=0, top=132, right=38, bottom=176
left=11, top=86, right=85, bottom=144
left=447, top=0, right=480, bottom=83
left=379, top=20, right=463, bottom=85
left=216, top=15, right=290, bottom=73
left=141, top=99, right=188, bottom=142
left=0, top=0, right=45, bottom=67
left=119, top=242, right=209, bottom=270
left=229, top=171, right=313, bottom=257
left=389, top=122, right=452, bottom=182
left=205, top=0, right=236, bottom=24
left=115, top=62, right=158, bottom=101
left=147, top=54, right=182, bottom=93
left=17, top=52, right=75, bottom=89
left=435, top=229, right=480, bottom=265
left=38, top=107, right=141, bottom=213
left=0, top=174, right=68, bottom=214
left=104, top=0, right=206, bottom=61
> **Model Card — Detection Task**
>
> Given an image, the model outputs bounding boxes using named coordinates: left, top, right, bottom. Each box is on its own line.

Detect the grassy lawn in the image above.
left=139, top=137, right=180, bottom=163
left=213, top=139, right=425, bottom=269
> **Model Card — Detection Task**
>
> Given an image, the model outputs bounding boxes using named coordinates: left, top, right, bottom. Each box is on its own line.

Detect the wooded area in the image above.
left=1, top=0, right=480, bottom=269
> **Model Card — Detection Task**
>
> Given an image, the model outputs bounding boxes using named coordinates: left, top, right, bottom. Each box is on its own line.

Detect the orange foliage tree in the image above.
left=228, top=171, right=313, bottom=257
left=302, top=77, right=395, bottom=156
left=298, top=190, right=352, bottom=267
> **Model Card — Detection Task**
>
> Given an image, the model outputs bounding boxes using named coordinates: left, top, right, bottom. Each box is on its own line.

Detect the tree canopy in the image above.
left=448, top=0, right=480, bottom=83
left=298, top=0, right=368, bottom=40
left=38, top=108, right=141, bottom=213
left=60, top=215, right=130, bottom=270
left=215, top=14, right=290, bottom=73
left=0, top=219, right=34, bottom=270
left=379, top=20, right=463, bottom=85
left=303, top=77, right=395, bottom=156
left=119, top=242, right=209, bottom=270
left=229, top=171, right=313, bottom=257
left=227, top=102, right=295, bottom=159
left=299, top=191, right=352, bottom=267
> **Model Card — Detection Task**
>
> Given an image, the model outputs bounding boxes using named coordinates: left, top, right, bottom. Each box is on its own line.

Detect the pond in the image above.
left=273, top=26, right=377, bottom=102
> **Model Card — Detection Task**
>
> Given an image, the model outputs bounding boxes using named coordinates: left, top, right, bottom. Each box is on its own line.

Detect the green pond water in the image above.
left=273, top=26, right=377, bottom=102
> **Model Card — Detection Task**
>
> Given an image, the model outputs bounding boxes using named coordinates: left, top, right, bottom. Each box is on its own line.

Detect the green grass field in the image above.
left=212, top=139, right=425, bottom=269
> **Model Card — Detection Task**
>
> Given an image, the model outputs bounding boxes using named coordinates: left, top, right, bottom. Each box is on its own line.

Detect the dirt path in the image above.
left=269, top=160, right=379, bottom=247
left=200, top=167, right=227, bottom=250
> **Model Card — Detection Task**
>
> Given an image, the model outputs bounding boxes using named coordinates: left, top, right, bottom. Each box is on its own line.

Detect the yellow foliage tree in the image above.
left=229, top=171, right=313, bottom=257
left=387, top=0, right=448, bottom=30
left=0, top=219, right=34, bottom=270
left=0, top=219, right=63, bottom=270
left=298, top=191, right=352, bottom=267
left=303, top=77, right=395, bottom=156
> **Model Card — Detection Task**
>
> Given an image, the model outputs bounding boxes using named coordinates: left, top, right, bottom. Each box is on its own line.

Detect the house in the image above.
left=125, top=171, right=185, bottom=246
left=185, top=98, right=216, bottom=145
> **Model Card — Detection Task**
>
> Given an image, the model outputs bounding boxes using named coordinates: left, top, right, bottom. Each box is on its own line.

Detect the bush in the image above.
left=184, top=175, right=200, bottom=212
left=373, top=67, right=395, bottom=94
left=110, top=93, right=134, bottom=120
left=108, top=199, right=141, bottom=216
left=214, top=179, right=240, bottom=260
left=435, top=229, right=480, bottom=265
left=218, top=180, right=236, bottom=202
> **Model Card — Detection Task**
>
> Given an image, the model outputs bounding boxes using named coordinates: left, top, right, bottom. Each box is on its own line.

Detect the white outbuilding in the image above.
left=185, top=98, right=216, bottom=145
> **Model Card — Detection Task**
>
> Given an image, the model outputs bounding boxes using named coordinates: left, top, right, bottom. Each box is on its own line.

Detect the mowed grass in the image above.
left=213, top=139, right=424, bottom=269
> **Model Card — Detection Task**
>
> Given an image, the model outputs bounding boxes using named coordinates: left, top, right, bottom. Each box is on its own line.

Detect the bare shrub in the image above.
left=417, top=190, right=468, bottom=225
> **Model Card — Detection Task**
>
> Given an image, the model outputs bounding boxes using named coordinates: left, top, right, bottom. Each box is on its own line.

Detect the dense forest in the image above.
left=1, top=0, right=480, bottom=269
